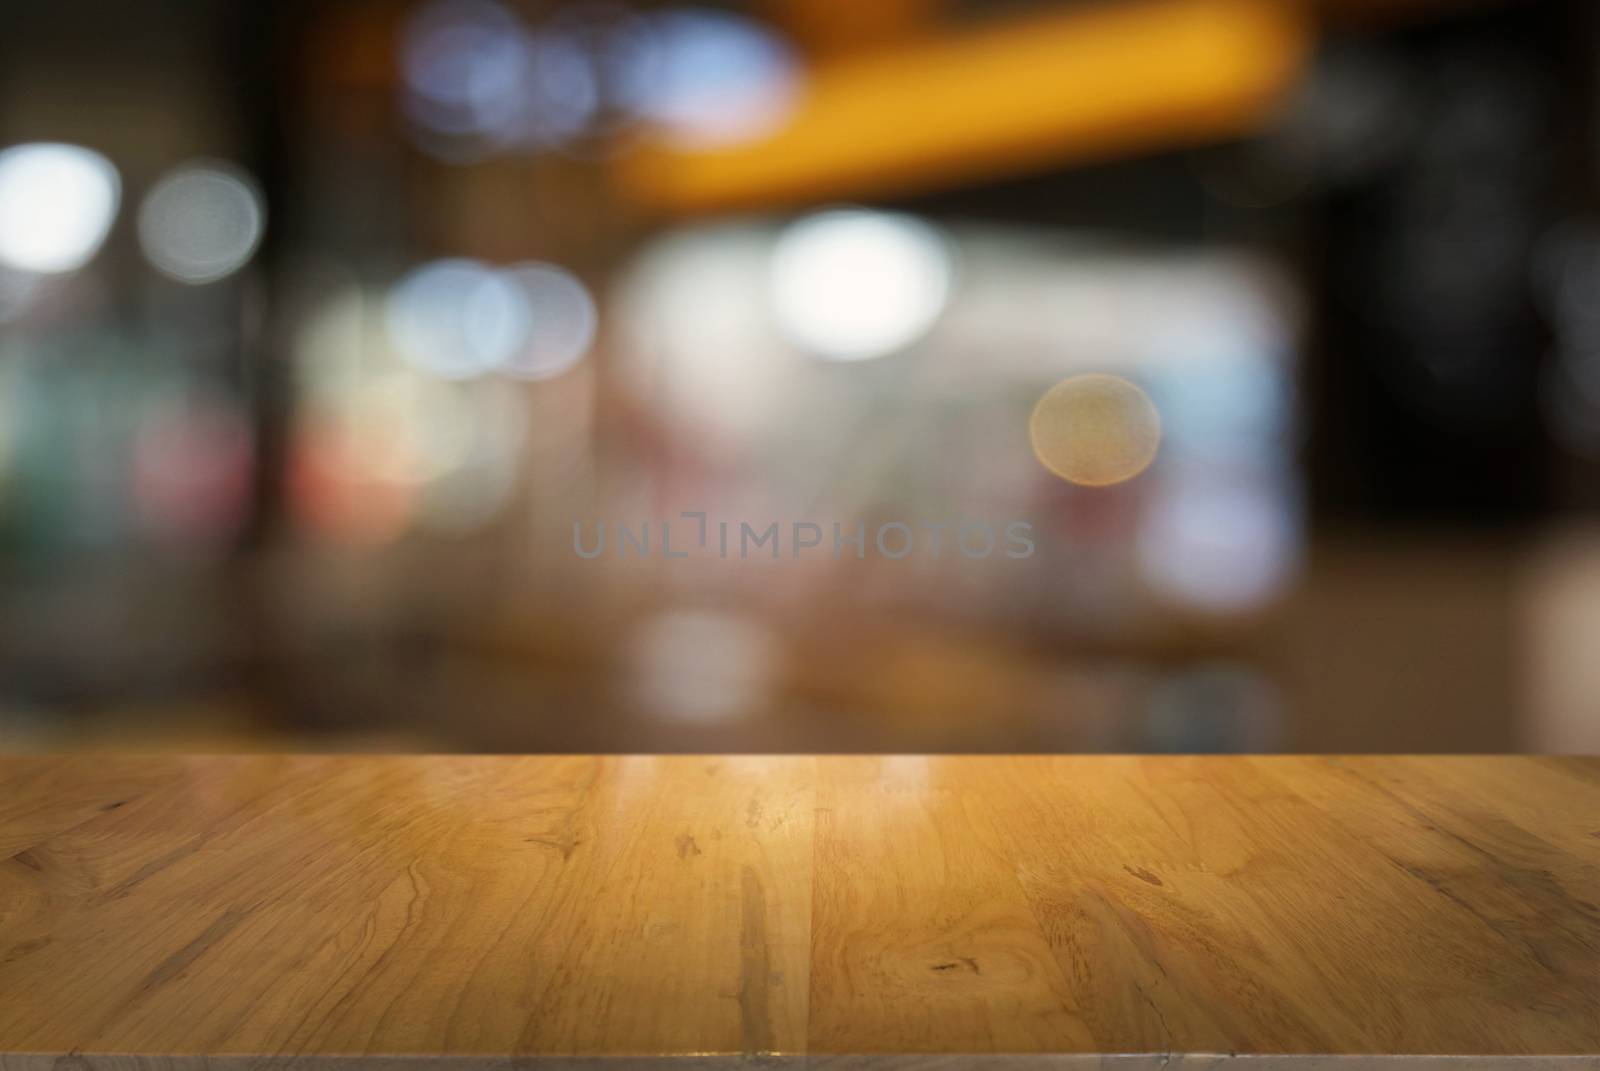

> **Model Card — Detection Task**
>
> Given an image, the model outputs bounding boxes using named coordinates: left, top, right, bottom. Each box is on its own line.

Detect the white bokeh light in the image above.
left=615, top=9, right=800, bottom=150
left=385, top=259, right=532, bottom=380
left=138, top=162, right=265, bottom=284
left=500, top=262, right=596, bottom=380
left=615, top=225, right=791, bottom=441
left=0, top=143, right=120, bottom=275
left=1139, top=475, right=1299, bottom=613
left=770, top=209, right=951, bottom=361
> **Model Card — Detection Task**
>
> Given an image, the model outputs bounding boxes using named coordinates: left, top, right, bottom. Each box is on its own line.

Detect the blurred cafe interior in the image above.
left=1, top=0, right=1598, bottom=755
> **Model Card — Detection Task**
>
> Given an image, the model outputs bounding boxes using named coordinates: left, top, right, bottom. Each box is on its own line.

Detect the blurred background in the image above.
left=1, top=0, right=1597, bottom=754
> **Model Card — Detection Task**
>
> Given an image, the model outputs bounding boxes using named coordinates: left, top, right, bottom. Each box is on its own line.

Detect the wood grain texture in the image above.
left=0, top=755, right=1597, bottom=1068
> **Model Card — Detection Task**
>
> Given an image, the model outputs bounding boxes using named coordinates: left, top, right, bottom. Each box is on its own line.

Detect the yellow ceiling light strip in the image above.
left=618, top=0, right=1310, bottom=215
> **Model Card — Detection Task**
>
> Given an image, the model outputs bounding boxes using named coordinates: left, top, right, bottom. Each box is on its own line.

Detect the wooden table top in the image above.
left=1, top=755, right=1597, bottom=1069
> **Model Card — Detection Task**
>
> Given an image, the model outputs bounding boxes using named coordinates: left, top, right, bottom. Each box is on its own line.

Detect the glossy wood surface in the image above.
left=0, top=755, right=1597, bottom=1067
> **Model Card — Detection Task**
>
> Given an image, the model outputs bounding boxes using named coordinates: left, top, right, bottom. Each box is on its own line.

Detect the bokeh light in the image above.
left=0, top=143, right=120, bottom=275
left=770, top=209, right=950, bottom=361
left=138, top=162, right=265, bottom=284
left=615, top=225, right=788, bottom=441
left=499, top=262, right=596, bottom=380
left=400, top=0, right=604, bottom=158
left=1029, top=373, right=1162, bottom=487
left=616, top=8, right=800, bottom=150
left=1138, top=473, right=1299, bottom=612
left=291, top=280, right=533, bottom=544
left=521, top=29, right=604, bottom=148
left=402, top=0, right=534, bottom=144
left=385, top=259, right=532, bottom=379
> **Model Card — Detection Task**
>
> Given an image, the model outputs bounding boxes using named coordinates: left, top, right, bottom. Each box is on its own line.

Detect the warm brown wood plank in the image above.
left=0, top=755, right=175, bottom=857
left=0, top=754, right=1596, bottom=1066
left=808, top=757, right=1095, bottom=1053
left=0, top=756, right=815, bottom=1059
left=959, top=756, right=1600, bottom=1055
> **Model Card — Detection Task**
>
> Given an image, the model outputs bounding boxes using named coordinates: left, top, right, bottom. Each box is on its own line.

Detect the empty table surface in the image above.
left=1, top=754, right=1597, bottom=1069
